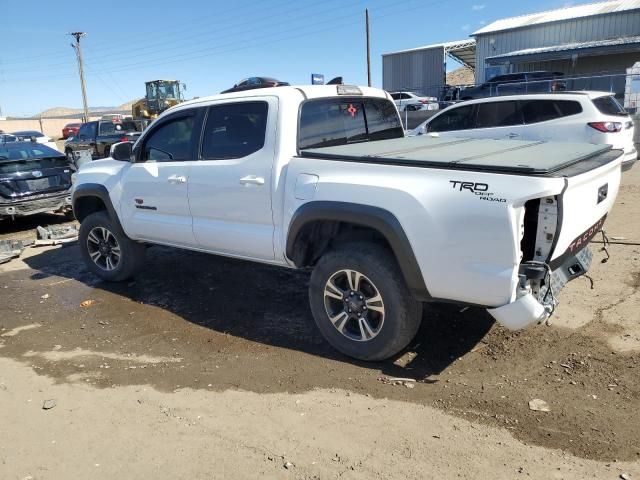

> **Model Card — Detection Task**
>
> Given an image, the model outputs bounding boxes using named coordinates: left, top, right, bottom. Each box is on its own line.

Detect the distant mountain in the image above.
left=35, top=99, right=139, bottom=118
left=446, top=67, right=475, bottom=86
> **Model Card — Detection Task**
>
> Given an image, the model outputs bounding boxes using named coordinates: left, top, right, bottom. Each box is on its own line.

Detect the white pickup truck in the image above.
left=72, top=85, right=622, bottom=361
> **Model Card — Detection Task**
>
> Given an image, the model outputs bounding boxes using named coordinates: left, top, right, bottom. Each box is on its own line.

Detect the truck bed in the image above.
left=300, top=136, right=620, bottom=176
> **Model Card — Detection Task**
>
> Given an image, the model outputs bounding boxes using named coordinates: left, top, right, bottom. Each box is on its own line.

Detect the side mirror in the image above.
left=111, top=141, right=133, bottom=161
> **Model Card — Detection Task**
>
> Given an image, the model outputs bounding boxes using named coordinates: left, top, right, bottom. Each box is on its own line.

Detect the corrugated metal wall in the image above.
left=475, top=10, right=640, bottom=81
left=382, top=46, right=445, bottom=97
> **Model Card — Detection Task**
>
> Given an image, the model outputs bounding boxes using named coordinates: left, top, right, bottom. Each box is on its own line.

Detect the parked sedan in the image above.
left=0, top=141, right=73, bottom=220
left=62, top=123, right=81, bottom=139
left=221, top=77, right=290, bottom=94
left=412, top=91, right=637, bottom=171
left=389, top=91, right=439, bottom=111
left=11, top=130, right=60, bottom=151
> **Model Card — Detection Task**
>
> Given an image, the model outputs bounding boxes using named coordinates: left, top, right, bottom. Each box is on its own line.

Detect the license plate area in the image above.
left=538, top=247, right=593, bottom=303
left=24, top=177, right=57, bottom=191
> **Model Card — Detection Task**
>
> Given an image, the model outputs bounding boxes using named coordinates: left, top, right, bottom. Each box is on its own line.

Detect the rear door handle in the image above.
left=167, top=175, right=187, bottom=184
left=239, top=175, right=265, bottom=186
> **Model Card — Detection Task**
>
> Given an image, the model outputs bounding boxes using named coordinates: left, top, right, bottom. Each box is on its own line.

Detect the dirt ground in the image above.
left=0, top=167, right=639, bottom=479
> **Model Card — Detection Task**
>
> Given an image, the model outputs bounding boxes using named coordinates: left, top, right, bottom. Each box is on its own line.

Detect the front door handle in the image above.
left=168, top=175, right=187, bottom=184
left=507, top=133, right=520, bottom=139
left=239, top=175, right=265, bottom=186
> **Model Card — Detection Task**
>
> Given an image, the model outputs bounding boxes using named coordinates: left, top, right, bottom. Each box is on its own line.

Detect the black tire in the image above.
left=103, top=145, right=111, bottom=158
left=78, top=211, right=145, bottom=282
left=309, top=242, right=422, bottom=361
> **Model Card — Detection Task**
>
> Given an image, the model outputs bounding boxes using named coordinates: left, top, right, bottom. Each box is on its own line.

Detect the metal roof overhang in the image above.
left=445, top=40, right=476, bottom=70
left=383, top=39, right=476, bottom=70
left=485, top=36, right=640, bottom=65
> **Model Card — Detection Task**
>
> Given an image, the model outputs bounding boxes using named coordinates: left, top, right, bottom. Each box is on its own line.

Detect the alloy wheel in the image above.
left=86, top=226, right=121, bottom=271
left=323, top=269, right=385, bottom=342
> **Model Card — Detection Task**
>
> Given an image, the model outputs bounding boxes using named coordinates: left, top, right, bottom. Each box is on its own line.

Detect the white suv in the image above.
left=412, top=92, right=637, bottom=171
left=389, top=91, right=438, bottom=111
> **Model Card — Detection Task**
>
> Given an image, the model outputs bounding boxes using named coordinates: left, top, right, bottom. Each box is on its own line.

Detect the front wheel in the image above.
left=309, top=243, right=422, bottom=361
left=78, top=211, right=145, bottom=281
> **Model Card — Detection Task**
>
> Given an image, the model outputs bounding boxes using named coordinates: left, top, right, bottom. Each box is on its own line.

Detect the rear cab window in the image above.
left=592, top=96, right=627, bottom=117
left=298, top=97, right=403, bottom=150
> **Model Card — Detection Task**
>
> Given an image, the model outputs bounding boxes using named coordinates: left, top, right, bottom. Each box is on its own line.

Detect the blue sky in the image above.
left=0, top=0, right=569, bottom=116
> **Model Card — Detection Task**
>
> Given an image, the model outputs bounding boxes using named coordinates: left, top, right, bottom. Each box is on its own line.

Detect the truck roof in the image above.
left=300, top=135, right=618, bottom=176
left=174, top=85, right=390, bottom=112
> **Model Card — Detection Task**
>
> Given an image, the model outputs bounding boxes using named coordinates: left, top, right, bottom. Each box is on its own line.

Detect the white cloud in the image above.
left=472, top=4, right=486, bottom=10
left=461, top=24, right=471, bottom=31
left=479, top=20, right=487, bottom=25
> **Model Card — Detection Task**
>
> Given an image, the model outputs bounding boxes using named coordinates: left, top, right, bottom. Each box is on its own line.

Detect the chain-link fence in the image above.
left=392, top=71, right=639, bottom=114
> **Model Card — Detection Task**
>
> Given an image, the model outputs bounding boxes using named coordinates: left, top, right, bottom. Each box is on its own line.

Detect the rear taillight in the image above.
left=119, top=136, right=129, bottom=142
left=588, top=122, right=622, bottom=133
left=419, top=99, right=429, bottom=104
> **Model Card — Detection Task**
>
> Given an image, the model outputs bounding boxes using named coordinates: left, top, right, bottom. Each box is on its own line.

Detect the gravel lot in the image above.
left=0, top=166, right=639, bottom=479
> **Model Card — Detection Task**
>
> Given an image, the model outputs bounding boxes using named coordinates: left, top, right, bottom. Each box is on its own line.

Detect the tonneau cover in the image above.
left=300, top=136, right=619, bottom=175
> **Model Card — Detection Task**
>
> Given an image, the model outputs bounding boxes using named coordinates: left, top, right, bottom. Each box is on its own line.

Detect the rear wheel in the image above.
left=79, top=211, right=145, bottom=281
left=309, top=243, right=422, bottom=361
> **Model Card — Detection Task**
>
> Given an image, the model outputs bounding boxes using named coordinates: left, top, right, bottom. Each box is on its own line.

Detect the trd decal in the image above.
left=134, top=198, right=157, bottom=210
left=449, top=181, right=488, bottom=192
left=449, top=180, right=506, bottom=203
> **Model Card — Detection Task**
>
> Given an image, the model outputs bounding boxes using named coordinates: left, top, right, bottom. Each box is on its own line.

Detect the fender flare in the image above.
left=72, top=183, right=123, bottom=230
left=286, top=201, right=430, bottom=301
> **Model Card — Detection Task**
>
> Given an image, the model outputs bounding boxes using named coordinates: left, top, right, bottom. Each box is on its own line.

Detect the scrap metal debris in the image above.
left=42, top=399, right=57, bottom=410
left=35, top=225, right=79, bottom=246
left=0, top=239, right=32, bottom=264
left=80, top=300, right=96, bottom=308
left=528, top=399, right=551, bottom=412
left=378, top=376, right=417, bottom=388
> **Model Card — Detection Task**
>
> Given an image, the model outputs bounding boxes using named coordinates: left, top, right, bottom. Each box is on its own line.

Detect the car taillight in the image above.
left=119, top=136, right=129, bottom=142
left=588, top=122, right=622, bottom=133
left=419, top=99, right=429, bottom=104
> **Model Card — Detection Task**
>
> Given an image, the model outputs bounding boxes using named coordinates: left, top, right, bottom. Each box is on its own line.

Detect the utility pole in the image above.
left=70, top=32, right=89, bottom=122
left=365, top=9, right=372, bottom=87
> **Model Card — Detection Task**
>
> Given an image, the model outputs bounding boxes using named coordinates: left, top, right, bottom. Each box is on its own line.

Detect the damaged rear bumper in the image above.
left=0, top=192, right=72, bottom=218
left=487, top=247, right=593, bottom=330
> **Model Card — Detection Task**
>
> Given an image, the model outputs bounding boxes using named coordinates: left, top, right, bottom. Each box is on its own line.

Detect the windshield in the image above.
left=158, top=82, right=177, bottom=99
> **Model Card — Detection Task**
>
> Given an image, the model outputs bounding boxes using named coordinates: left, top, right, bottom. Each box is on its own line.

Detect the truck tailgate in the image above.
left=549, top=150, right=622, bottom=268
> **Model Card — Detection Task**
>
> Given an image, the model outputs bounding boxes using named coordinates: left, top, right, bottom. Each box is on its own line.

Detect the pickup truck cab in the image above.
left=65, top=119, right=143, bottom=161
left=72, top=85, right=623, bottom=361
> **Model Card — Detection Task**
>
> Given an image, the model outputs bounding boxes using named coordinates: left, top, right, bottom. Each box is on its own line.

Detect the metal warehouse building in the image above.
left=383, top=0, right=640, bottom=97
left=475, top=0, right=640, bottom=83
left=382, top=40, right=476, bottom=98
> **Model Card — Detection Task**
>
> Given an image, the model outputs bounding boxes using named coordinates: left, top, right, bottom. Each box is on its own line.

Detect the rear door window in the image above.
left=592, top=96, right=627, bottom=116
left=298, top=98, right=402, bottom=150
left=427, top=105, right=475, bottom=132
left=521, top=100, right=583, bottom=124
left=475, top=101, right=522, bottom=128
left=201, top=101, right=268, bottom=159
